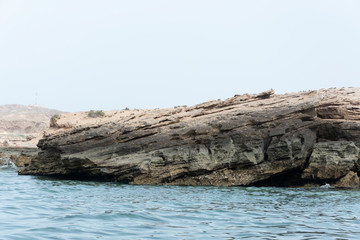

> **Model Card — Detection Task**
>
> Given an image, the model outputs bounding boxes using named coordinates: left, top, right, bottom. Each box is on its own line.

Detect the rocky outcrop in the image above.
left=302, top=141, right=359, bottom=180
left=19, top=88, right=360, bottom=187
left=335, top=171, right=360, bottom=188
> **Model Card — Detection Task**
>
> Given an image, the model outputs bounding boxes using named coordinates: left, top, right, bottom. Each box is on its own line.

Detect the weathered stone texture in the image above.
left=19, top=88, right=360, bottom=187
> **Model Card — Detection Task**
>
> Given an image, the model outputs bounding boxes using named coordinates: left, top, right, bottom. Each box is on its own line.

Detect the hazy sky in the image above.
left=0, top=1, right=359, bottom=112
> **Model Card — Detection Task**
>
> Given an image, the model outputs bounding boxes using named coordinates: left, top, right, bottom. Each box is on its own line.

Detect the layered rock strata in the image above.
left=19, top=88, right=360, bottom=187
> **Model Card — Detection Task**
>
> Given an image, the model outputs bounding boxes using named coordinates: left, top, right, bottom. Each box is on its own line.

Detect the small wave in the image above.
left=320, top=183, right=334, bottom=189
left=0, top=159, right=18, bottom=169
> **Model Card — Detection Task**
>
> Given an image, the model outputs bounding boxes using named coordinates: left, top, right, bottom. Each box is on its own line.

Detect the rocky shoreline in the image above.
left=19, top=88, right=360, bottom=188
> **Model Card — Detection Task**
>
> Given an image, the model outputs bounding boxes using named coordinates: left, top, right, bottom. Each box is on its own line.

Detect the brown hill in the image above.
left=0, top=104, right=63, bottom=148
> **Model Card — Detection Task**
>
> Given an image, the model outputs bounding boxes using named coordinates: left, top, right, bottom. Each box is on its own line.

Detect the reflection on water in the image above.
left=1, top=169, right=360, bottom=239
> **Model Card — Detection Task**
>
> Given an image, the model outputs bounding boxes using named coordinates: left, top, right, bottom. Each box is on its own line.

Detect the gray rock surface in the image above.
left=302, top=141, right=359, bottom=180
left=19, top=88, right=360, bottom=187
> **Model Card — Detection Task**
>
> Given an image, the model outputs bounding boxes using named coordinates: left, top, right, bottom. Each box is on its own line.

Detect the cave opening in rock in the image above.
left=249, top=168, right=310, bottom=187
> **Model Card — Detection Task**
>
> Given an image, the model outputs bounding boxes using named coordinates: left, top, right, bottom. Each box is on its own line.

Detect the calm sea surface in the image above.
left=1, top=167, right=360, bottom=240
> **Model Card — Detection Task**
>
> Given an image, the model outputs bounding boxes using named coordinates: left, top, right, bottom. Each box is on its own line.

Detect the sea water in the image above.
left=1, top=168, right=360, bottom=240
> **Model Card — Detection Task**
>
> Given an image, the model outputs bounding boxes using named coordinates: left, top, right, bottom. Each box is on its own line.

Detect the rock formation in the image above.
left=19, top=88, right=360, bottom=187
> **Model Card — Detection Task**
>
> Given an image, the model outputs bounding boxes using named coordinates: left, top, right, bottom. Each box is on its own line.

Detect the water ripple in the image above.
left=1, top=169, right=360, bottom=239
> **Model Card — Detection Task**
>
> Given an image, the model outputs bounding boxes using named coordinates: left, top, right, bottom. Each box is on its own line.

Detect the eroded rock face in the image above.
left=302, top=141, right=359, bottom=180
left=19, top=88, right=360, bottom=187
left=335, top=171, right=360, bottom=188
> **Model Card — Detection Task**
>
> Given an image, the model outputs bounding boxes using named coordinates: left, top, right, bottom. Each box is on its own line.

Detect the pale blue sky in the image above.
left=0, top=0, right=359, bottom=112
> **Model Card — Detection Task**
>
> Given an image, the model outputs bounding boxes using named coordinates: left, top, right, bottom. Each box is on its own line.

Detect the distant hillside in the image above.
left=0, top=104, right=61, bottom=122
left=0, top=104, right=63, bottom=147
